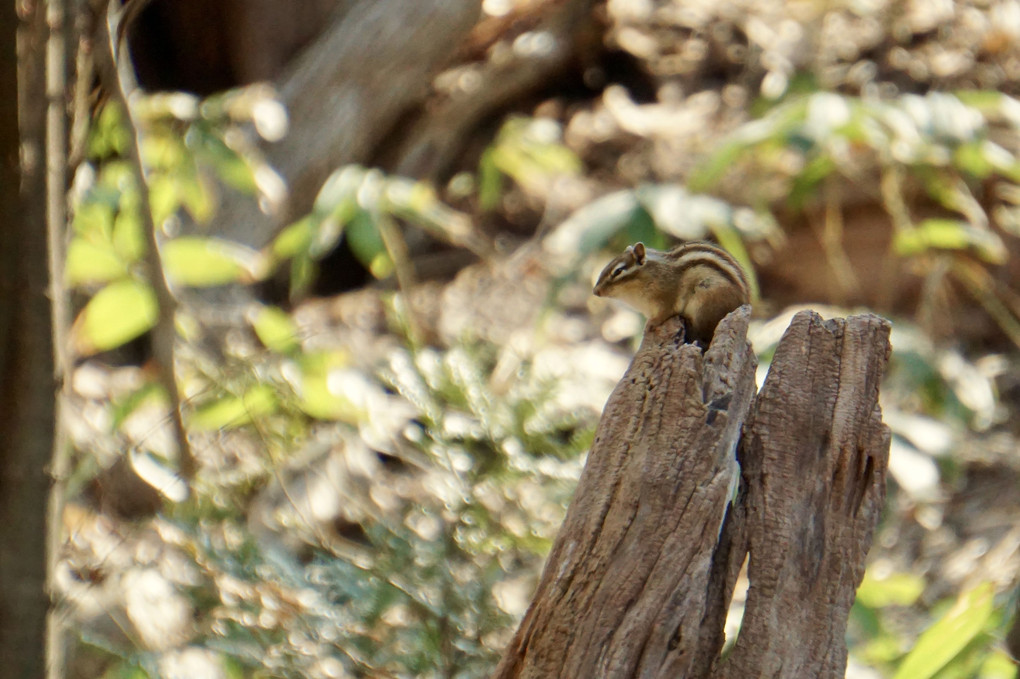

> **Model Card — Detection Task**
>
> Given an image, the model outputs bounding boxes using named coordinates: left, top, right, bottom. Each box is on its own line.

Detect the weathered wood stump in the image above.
left=495, top=307, right=891, bottom=679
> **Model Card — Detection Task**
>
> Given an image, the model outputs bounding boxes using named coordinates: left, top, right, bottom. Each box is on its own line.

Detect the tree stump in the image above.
left=495, top=307, right=891, bottom=679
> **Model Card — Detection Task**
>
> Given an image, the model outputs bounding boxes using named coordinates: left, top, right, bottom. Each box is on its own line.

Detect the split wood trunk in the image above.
left=495, top=307, right=892, bottom=679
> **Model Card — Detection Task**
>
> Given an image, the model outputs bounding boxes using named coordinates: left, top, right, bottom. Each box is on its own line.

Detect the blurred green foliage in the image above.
left=852, top=580, right=1015, bottom=679
left=65, top=74, right=1020, bottom=678
left=70, top=97, right=480, bottom=352
left=271, top=164, right=476, bottom=297
left=67, top=88, right=594, bottom=679
left=690, top=89, right=1020, bottom=347
left=69, top=96, right=270, bottom=354
left=76, top=308, right=592, bottom=678
left=478, top=116, right=582, bottom=211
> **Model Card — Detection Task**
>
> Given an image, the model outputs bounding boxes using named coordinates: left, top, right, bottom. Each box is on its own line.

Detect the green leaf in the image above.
left=788, top=154, right=836, bottom=208
left=637, top=184, right=740, bottom=243
left=313, top=166, right=364, bottom=216
left=688, top=139, right=752, bottom=192
left=310, top=215, right=350, bottom=259
left=162, top=237, right=265, bottom=287
left=557, top=191, right=641, bottom=257
left=71, top=279, right=157, bottom=355
left=67, top=239, right=129, bottom=286
left=980, top=648, right=1020, bottom=679
left=953, top=142, right=994, bottom=179
left=479, top=117, right=580, bottom=206
left=88, top=103, right=130, bottom=159
left=860, top=633, right=906, bottom=667
left=856, top=570, right=926, bottom=608
left=709, top=225, right=760, bottom=301
left=110, top=381, right=164, bottom=430
left=140, top=134, right=186, bottom=172
left=999, top=161, right=1020, bottom=183
left=192, top=129, right=257, bottom=194
left=273, top=212, right=351, bottom=268
left=112, top=206, right=146, bottom=263
left=142, top=142, right=215, bottom=224
left=953, top=90, right=1004, bottom=113
left=345, top=211, right=392, bottom=279
left=73, top=200, right=116, bottom=240
left=97, top=160, right=135, bottom=193
left=387, top=178, right=475, bottom=248
left=190, top=384, right=279, bottom=431
left=478, top=147, right=503, bottom=211
left=98, top=663, right=151, bottom=679
left=892, top=582, right=994, bottom=679
left=251, top=305, right=300, bottom=354
left=893, top=219, right=1007, bottom=264
left=624, top=206, right=661, bottom=248
left=289, top=254, right=317, bottom=299
left=147, top=174, right=180, bottom=226
left=493, top=117, right=580, bottom=179
left=272, top=216, right=317, bottom=260
left=291, top=351, right=361, bottom=421
left=176, top=168, right=216, bottom=223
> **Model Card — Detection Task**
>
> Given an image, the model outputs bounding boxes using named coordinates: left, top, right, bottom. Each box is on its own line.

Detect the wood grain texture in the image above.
left=495, top=306, right=757, bottom=678
left=715, top=311, right=891, bottom=679
left=495, top=309, right=892, bottom=678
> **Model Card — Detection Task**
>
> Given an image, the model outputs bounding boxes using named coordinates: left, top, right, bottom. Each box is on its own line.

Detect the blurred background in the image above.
left=53, top=0, right=1020, bottom=676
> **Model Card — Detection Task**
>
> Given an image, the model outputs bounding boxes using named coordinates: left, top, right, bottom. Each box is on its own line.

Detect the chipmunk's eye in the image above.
left=613, top=265, right=627, bottom=278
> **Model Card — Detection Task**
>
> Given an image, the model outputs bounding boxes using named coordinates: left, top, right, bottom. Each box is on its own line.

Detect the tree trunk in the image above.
left=495, top=308, right=891, bottom=678
left=0, top=1, right=56, bottom=677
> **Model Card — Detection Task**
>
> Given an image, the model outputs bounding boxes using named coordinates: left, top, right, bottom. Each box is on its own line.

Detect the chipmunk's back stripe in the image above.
left=669, top=242, right=749, bottom=295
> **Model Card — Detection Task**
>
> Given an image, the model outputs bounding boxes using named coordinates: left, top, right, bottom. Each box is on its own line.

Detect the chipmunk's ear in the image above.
left=632, top=242, right=646, bottom=264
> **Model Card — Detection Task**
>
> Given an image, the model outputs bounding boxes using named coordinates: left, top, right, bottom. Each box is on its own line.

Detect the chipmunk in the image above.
left=593, top=241, right=751, bottom=345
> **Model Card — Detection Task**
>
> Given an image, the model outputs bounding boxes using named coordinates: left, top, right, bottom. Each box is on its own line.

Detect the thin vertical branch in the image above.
left=96, top=0, right=197, bottom=484
left=817, top=177, right=860, bottom=304
left=877, top=164, right=912, bottom=311
left=375, top=211, right=424, bottom=344
left=68, top=3, right=95, bottom=167
left=44, top=0, right=73, bottom=674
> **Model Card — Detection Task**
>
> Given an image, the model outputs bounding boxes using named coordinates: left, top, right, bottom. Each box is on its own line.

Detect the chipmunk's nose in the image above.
left=593, top=285, right=603, bottom=297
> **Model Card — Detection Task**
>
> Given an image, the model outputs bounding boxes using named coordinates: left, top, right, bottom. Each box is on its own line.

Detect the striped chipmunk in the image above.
left=593, top=241, right=751, bottom=346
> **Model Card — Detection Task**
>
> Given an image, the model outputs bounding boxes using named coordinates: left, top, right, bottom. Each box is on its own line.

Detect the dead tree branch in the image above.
left=97, top=0, right=197, bottom=484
